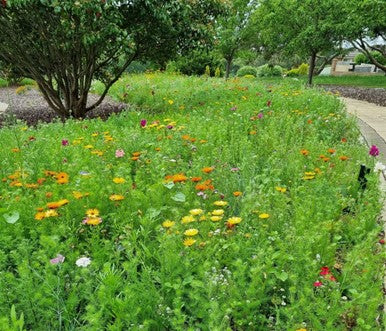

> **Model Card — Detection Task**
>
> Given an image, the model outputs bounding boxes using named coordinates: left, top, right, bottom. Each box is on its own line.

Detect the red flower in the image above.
left=319, top=266, right=330, bottom=276
left=313, top=281, right=323, bottom=287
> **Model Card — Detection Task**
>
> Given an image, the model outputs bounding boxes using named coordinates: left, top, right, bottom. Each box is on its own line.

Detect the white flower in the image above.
left=76, top=257, right=91, bottom=267
left=374, top=162, right=386, bottom=172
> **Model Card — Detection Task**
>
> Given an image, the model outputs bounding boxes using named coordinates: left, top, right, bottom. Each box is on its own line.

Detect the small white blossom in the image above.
left=76, top=257, right=91, bottom=267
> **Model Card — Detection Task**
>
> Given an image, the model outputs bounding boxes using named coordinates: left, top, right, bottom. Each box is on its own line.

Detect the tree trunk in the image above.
left=352, top=39, right=386, bottom=73
left=307, top=51, right=317, bottom=86
left=225, top=57, right=232, bottom=79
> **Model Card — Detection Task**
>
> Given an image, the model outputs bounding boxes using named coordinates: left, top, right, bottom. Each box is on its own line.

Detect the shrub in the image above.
left=172, top=50, right=223, bottom=76
left=354, top=51, right=386, bottom=65
left=236, top=65, right=258, bottom=77
left=257, top=64, right=284, bottom=77
left=285, top=63, right=309, bottom=77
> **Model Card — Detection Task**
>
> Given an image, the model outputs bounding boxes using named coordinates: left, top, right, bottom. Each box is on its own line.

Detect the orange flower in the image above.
left=327, top=148, right=336, bottom=154
left=191, top=177, right=202, bottom=182
left=339, top=156, right=349, bottom=161
left=341, top=138, right=347, bottom=143
left=109, top=194, right=124, bottom=201
left=45, top=192, right=53, bottom=198
left=11, top=148, right=20, bottom=153
left=165, top=173, right=187, bottom=183
left=202, top=167, right=214, bottom=174
left=131, top=156, right=139, bottom=161
left=233, top=191, right=242, bottom=197
left=195, top=179, right=214, bottom=191
left=56, top=172, right=69, bottom=184
left=182, top=134, right=190, bottom=140
left=34, top=212, right=45, bottom=220
left=155, top=147, right=161, bottom=151
left=132, top=152, right=141, bottom=157
left=322, top=157, right=330, bottom=162
left=300, top=149, right=309, bottom=156
left=47, top=199, right=69, bottom=209
left=37, top=178, right=46, bottom=185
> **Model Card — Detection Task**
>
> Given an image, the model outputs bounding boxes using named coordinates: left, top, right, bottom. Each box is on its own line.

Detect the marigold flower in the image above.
left=132, top=152, right=141, bottom=157
left=184, top=229, right=199, bottom=236
left=162, top=220, right=175, bottom=228
left=35, top=212, right=46, bottom=220
left=182, top=134, right=190, bottom=140
left=165, top=173, right=187, bottom=183
left=339, top=155, right=349, bottom=161
left=327, top=148, right=336, bottom=154
left=131, top=156, right=139, bottom=161
left=202, top=167, right=214, bottom=174
left=56, top=172, right=69, bottom=184
left=109, top=194, right=124, bottom=201
left=300, top=149, right=309, bottom=156
left=233, top=191, right=242, bottom=197
left=189, top=209, right=203, bottom=216
left=191, top=176, right=202, bottom=182
left=47, top=199, right=69, bottom=209
left=259, top=213, right=270, bottom=219
left=113, top=177, right=125, bottom=184
left=214, top=200, right=227, bottom=207
left=183, top=238, right=196, bottom=247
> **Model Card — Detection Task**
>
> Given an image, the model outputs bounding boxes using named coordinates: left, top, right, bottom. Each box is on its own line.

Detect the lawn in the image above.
left=312, top=75, right=386, bottom=88
left=0, top=73, right=384, bottom=330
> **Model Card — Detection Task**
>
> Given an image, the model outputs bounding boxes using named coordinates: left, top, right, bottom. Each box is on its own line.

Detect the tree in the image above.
left=343, top=0, right=386, bottom=72
left=216, top=0, right=257, bottom=79
left=0, top=0, right=224, bottom=118
left=253, top=0, right=346, bottom=85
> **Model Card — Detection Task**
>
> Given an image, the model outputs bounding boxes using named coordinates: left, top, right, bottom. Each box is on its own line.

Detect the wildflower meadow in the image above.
left=0, top=73, right=384, bottom=330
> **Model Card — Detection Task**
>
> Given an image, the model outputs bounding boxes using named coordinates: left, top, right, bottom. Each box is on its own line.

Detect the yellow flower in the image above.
left=86, top=209, right=100, bottom=217
left=189, top=209, right=203, bottom=216
left=162, top=220, right=175, bottom=228
left=84, top=217, right=102, bottom=226
left=210, top=216, right=223, bottom=222
left=303, top=175, right=315, bottom=180
left=211, top=209, right=224, bottom=216
left=275, top=186, right=287, bottom=193
left=259, top=213, right=270, bottom=219
left=233, top=191, right=242, bottom=197
left=199, top=215, right=207, bottom=221
left=181, top=215, right=195, bottom=224
left=296, top=329, right=307, bottom=331
left=109, top=194, right=125, bottom=201
left=227, top=217, right=242, bottom=225
left=91, top=150, right=104, bottom=156
left=34, top=212, right=45, bottom=220
left=168, top=99, right=174, bottom=105
left=84, top=145, right=94, bottom=149
left=183, top=238, right=196, bottom=247
left=44, top=210, right=59, bottom=218
left=213, top=201, right=228, bottom=207
left=72, top=191, right=89, bottom=199
left=184, top=229, right=199, bottom=236
left=113, top=177, right=125, bottom=184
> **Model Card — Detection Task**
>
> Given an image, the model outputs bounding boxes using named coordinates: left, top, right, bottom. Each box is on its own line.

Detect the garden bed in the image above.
left=0, top=74, right=384, bottom=330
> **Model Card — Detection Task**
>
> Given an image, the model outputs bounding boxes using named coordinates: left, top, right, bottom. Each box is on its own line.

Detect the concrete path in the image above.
left=0, top=101, right=8, bottom=113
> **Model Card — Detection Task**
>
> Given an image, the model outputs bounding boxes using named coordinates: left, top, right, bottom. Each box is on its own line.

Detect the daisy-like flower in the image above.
left=113, top=177, right=125, bottom=184
left=181, top=215, right=195, bottom=224
left=162, top=220, right=175, bottom=228
left=86, top=209, right=99, bottom=217
left=214, top=200, right=228, bottom=207
left=83, top=217, right=103, bottom=226
left=227, top=217, right=242, bottom=225
left=115, top=149, right=125, bottom=158
left=202, top=167, right=214, bottom=174
left=233, top=191, right=242, bottom=197
left=275, top=186, right=286, bottom=193
left=212, top=209, right=224, bottom=216
left=76, top=257, right=91, bottom=267
left=44, top=210, right=59, bottom=218
left=183, top=238, right=196, bottom=247
left=109, top=194, right=124, bottom=201
left=35, top=212, right=45, bottom=220
left=259, top=213, right=270, bottom=219
left=210, top=216, right=223, bottom=222
left=47, top=199, right=69, bottom=209
left=56, top=172, right=69, bottom=184
left=184, top=229, right=199, bottom=236
left=189, top=209, right=203, bottom=216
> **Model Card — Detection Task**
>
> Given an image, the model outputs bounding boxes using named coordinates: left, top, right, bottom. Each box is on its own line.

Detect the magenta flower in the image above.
left=50, top=254, right=65, bottom=265
left=140, top=119, right=147, bottom=127
left=167, top=125, right=174, bottom=130
left=369, top=145, right=379, bottom=157
left=115, top=149, right=125, bottom=158
left=61, top=139, right=69, bottom=146
left=257, top=112, right=264, bottom=119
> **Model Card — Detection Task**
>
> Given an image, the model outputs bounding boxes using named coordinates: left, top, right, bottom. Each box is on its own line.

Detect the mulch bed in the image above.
left=319, top=85, right=386, bottom=107
left=0, top=86, right=128, bottom=127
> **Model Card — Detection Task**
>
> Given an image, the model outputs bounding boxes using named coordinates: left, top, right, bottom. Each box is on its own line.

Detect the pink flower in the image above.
left=167, top=125, right=174, bottom=130
left=369, top=145, right=379, bottom=157
left=50, top=254, right=65, bottom=265
left=62, top=139, right=69, bottom=146
left=115, top=149, right=125, bottom=158
left=257, top=112, right=264, bottom=119
left=313, top=281, right=323, bottom=287
left=140, top=119, right=147, bottom=127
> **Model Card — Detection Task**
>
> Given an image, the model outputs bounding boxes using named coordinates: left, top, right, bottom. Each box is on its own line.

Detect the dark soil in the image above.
left=0, top=86, right=128, bottom=127
left=319, top=85, right=386, bottom=107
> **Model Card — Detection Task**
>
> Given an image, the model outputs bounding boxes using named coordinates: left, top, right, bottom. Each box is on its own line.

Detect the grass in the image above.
left=312, top=75, right=386, bottom=88
left=0, top=73, right=384, bottom=330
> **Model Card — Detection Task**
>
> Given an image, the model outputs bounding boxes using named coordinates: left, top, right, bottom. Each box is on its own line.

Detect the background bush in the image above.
left=236, top=65, right=258, bottom=77
left=257, top=64, right=284, bottom=77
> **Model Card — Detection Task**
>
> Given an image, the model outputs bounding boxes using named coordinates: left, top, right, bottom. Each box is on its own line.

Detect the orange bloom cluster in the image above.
left=195, top=179, right=214, bottom=191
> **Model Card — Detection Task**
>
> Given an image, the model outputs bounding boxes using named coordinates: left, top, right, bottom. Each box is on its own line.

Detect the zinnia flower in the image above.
left=115, top=149, right=125, bottom=158
left=369, top=145, right=379, bottom=157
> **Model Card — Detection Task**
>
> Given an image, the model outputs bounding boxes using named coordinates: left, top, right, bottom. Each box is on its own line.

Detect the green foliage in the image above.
left=236, top=65, right=258, bottom=77
left=286, top=63, right=310, bottom=77
left=0, top=73, right=383, bottom=329
left=214, top=67, right=221, bottom=77
left=354, top=51, right=386, bottom=66
left=170, top=50, right=222, bottom=76
left=204, top=65, right=211, bottom=77
left=257, top=64, right=284, bottom=77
